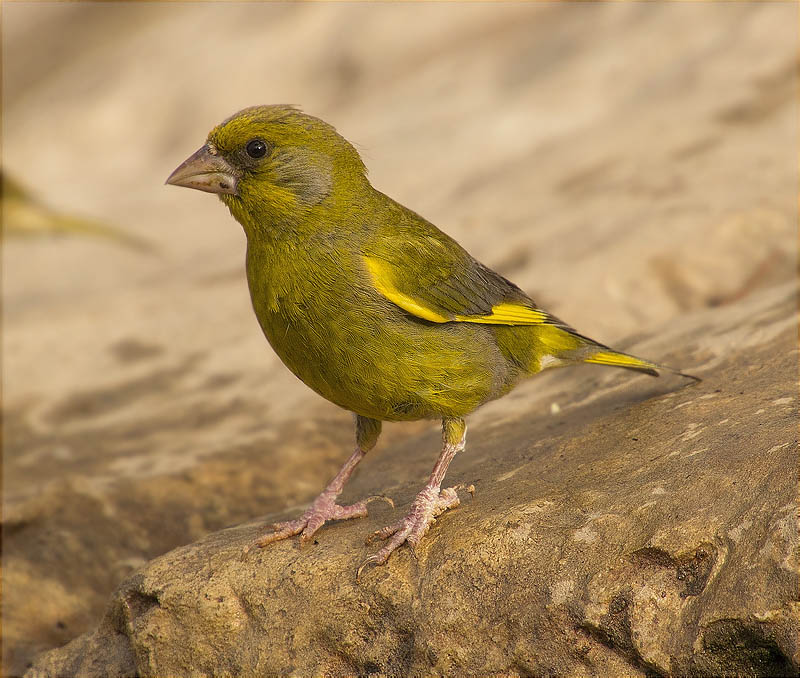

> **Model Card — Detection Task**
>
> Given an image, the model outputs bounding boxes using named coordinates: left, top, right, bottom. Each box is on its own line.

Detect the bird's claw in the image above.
left=364, top=494, right=394, bottom=509
left=357, top=484, right=468, bottom=579
left=242, top=492, right=394, bottom=558
left=356, top=555, right=381, bottom=582
left=365, top=522, right=399, bottom=545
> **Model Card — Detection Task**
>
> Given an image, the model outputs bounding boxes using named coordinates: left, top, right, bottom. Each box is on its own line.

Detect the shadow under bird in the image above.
left=167, top=105, right=696, bottom=574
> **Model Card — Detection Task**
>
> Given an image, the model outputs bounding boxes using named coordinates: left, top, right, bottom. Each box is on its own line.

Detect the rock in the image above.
left=25, top=282, right=799, bottom=677
left=4, top=2, right=797, bottom=677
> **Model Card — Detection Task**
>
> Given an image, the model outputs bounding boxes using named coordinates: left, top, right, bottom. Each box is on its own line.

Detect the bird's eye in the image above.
left=245, top=139, right=268, bottom=159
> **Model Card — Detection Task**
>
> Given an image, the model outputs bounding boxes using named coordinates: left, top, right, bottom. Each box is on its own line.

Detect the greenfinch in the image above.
left=167, top=105, right=695, bottom=571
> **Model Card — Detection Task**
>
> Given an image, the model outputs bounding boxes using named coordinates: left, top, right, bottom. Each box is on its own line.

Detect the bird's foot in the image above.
left=243, top=491, right=393, bottom=556
left=357, top=483, right=474, bottom=579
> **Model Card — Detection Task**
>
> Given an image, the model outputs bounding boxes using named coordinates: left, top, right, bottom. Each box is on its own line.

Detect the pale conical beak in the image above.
left=165, top=144, right=239, bottom=195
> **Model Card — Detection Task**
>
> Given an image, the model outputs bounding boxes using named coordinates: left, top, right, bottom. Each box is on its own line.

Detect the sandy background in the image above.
left=3, top=2, right=797, bottom=675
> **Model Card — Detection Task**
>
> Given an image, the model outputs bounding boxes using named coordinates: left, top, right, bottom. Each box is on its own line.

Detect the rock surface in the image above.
left=4, top=2, right=798, bottom=677
left=25, top=283, right=799, bottom=677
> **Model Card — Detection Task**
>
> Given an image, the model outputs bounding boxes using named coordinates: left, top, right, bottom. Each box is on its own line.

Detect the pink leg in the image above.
left=244, top=416, right=390, bottom=554
left=358, top=418, right=471, bottom=577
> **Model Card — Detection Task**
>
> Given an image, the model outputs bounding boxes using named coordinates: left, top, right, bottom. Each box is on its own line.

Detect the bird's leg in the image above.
left=244, top=416, right=391, bottom=553
left=359, top=418, right=469, bottom=574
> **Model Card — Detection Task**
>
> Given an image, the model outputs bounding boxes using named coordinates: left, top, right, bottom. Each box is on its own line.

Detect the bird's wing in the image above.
left=361, top=225, right=557, bottom=327
left=361, top=221, right=666, bottom=377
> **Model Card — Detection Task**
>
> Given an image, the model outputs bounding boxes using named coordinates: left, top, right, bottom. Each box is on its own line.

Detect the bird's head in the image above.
left=166, top=105, right=367, bottom=226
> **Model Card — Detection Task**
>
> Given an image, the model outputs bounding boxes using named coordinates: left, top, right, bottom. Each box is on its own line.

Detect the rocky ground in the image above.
left=4, top=3, right=797, bottom=677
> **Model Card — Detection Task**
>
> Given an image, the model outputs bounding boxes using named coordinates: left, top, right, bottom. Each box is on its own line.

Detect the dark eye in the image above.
left=245, top=139, right=268, bottom=159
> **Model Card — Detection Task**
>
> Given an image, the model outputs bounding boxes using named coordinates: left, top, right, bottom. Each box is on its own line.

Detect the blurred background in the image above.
left=3, top=2, right=797, bottom=675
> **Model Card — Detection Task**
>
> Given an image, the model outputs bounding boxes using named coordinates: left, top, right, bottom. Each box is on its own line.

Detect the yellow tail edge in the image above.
left=584, top=350, right=700, bottom=382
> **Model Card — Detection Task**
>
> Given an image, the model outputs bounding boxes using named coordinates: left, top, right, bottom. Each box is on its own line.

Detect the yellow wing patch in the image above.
left=364, top=257, right=450, bottom=322
left=364, top=256, right=548, bottom=326
left=455, top=302, right=547, bottom=325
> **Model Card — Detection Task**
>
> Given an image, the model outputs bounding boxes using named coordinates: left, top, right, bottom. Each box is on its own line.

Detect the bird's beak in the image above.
left=165, top=144, right=239, bottom=195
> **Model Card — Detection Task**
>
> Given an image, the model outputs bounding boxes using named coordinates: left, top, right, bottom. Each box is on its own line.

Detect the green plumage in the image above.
left=197, top=105, right=662, bottom=422
left=238, top=194, right=510, bottom=420
left=167, top=105, right=695, bottom=566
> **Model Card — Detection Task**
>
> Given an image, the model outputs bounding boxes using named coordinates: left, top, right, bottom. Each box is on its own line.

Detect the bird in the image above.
left=166, top=105, right=696, bottom=573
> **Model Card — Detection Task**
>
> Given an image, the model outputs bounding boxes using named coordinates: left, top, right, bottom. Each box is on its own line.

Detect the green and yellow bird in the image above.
left=167, top=105, right=695, bottom=571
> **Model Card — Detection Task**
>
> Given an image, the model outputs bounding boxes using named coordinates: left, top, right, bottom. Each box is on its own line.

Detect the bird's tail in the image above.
left=583, top=349, right=660, bottom=376
left=534, top=324, right=699, bottom=381
left=582, top=345, right=700, bottom=381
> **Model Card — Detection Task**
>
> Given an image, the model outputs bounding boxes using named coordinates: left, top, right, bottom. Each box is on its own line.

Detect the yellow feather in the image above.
left=585, top=351, right=656, bottom=370
left=365, top=258, right=549, bottom=326
left=365, top=257, right=451, bottom=323
left=456, top=302, right=547, bottom=325
left=538, top=325, right=582, bottom=351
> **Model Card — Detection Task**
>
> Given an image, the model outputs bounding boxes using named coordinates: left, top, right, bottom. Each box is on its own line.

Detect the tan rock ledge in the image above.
left=26, top=282, right=798, bottom=677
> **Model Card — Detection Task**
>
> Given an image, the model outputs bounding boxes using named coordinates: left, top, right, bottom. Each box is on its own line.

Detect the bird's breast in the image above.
left=244, top=236, right=370, bottom=387
left=242, top=236, right=514, bottom=420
